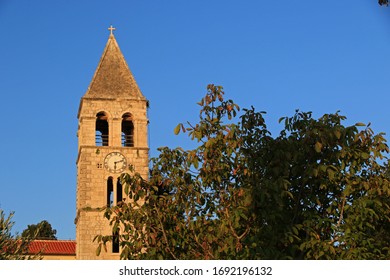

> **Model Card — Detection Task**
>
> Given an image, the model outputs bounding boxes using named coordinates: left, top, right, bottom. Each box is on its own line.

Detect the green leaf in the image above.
left=96, top=244, right=102, bottom=256
left=361, top=152, right=370, bottom=159
left=327, top=168, right=335, bottom=180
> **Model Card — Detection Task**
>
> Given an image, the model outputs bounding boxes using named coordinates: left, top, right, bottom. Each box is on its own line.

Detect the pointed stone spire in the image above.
left=84, top=26, right=145, bottom=99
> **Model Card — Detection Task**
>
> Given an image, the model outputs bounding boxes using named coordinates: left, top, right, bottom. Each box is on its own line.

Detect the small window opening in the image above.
left=96, top=112, right=109, bottom=146
left=112, top=230, right=120, bottom=253
left=116, top=178, right=123, bottom=204
left=121, top=113, right=134, bottom=147
left=107, top=177, right=113, bottom=207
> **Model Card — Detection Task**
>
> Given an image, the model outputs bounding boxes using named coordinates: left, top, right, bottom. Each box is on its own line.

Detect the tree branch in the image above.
left=193, top=233, right=215, bottom=259
left=337, top=198, right=346, bottom=228
left=225, top=208, right=250, bottom=241
left=155, top=205, right=178, bottom=260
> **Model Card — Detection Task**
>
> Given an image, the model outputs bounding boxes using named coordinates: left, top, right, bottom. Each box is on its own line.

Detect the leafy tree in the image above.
left=0, top=209, right=41, bottom=260
left=379, top=0, right=388, bottom=6
left=96, top=84, right=390, bottom=259
left=22, top=220, right=57, bottom=240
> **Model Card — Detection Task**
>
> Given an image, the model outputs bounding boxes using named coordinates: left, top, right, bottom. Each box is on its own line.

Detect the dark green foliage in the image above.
left=379, top=0, right=389, bottom=6
left=96, top=84, right=390, bottom=259
left=22, top=220, right=57, bottom=240
left=0, top=209, right=41, bottom=260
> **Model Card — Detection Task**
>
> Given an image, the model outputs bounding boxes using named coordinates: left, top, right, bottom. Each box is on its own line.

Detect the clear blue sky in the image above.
left=0, top=1, right=389, bottom=240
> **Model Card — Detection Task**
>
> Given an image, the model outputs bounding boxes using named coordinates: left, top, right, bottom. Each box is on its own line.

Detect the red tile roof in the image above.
left=28, top=240, right=76, bottom=255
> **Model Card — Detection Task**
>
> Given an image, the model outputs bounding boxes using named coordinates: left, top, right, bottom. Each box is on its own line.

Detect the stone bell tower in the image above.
left=75, top=26, right=149, bottom=259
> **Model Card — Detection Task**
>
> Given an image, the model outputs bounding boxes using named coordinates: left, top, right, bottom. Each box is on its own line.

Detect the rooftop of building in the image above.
left=28, top=240, right=76, bottom=256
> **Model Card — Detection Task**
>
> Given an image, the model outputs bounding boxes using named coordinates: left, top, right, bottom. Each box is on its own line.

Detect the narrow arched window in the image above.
left=96, top=112, right=109, bottom=146
left=107, top=177, right=113, bottom=207
left=121, top=113, right=134, bottom=147
left=116, top=178, right=123, bottom=204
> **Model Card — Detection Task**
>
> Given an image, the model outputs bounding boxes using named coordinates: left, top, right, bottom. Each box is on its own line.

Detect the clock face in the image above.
left=104, top=152, right=127, bottom=173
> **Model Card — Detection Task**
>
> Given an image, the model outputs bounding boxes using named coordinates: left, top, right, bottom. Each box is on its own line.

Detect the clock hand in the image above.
left=114, top=160, right=124, bottom=170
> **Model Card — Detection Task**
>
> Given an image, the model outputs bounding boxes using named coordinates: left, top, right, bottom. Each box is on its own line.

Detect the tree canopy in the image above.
left=22, top=220, right=57, bottom=240
left=379, top=0, right=389, bottom=6
left=0, top=209, right=41, bottom=260
left=96, top=84, right=390, bottom=260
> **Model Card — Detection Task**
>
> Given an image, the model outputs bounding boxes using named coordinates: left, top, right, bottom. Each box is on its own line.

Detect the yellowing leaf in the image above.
left=174, top=124, right=182, bottom=135
left=315, top=142, right=323, bottom=153
left=193, top=158, right=199, bottom=169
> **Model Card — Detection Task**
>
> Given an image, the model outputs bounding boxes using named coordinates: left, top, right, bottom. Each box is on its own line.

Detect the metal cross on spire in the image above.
left=108, top=25, right=116, bottom=35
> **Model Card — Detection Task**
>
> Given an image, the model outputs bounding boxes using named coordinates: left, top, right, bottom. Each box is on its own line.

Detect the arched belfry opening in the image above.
left=96, top=112, right=109, bottom=146
left=121, top=113, right=134, bottom=147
